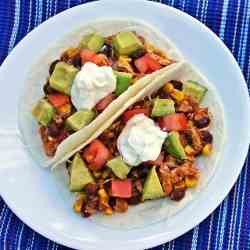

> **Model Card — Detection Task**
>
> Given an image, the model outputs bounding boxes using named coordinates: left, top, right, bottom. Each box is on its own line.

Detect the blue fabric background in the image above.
left=0, top=0, right=250, bottom=249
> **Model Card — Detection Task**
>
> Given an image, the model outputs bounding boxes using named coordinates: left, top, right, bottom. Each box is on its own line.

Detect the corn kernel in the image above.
left=185, top=145, right=195, bottom=155
left=185, top=176, right=198, bottom=188
left=98, top=188, right=109, bottom=199
left=58, top=103, right=71, bottom=115
left=65, top=47, right=79, bottom=57
left=104, top=207, right=113, bottom=215
left=202, top=144, right=212, bottom=156
left=163, top=83, right=174, bottom=93
left=171, top=89, right=184, bottom=102
left=73, top=198, right=84, bottom=213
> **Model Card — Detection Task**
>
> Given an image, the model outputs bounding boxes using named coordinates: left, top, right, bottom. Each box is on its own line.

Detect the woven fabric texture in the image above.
left=0, top=0, right=250, bottom=249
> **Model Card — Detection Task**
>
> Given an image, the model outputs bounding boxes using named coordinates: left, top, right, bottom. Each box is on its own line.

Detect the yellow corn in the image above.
left=98, top=188, right=109, bottom=200
left=202, top=144, right=213, bottom=156
left=64, top=47, right=79, bottom=57
left=58, top=103, right=71, bottom=114
left=104, top=207, right=113, bottom=215
left=163, top=83, right=174, bottom=93
left=73, top=198, right=84, bottom=213
left=171, top=89, right=184, bottom=102
left=185, top=145, right=195, bottom=155
left=185, top=176, right=198, bottom=188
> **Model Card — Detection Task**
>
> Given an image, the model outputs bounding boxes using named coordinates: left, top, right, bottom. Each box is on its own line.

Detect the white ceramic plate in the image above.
left=0, top=0, right=249, bottom=249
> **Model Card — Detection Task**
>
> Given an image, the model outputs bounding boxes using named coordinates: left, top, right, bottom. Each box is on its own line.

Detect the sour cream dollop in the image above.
left=71, top=62, right=116, bottom=110
left=117, top=114, right=168, bottom=166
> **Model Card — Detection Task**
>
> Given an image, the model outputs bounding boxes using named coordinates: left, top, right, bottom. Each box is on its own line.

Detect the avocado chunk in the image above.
left=113, top=31, right=143, bottom=56
left=66, top=109, right=95, bottom=131
left=49, top=62, right=78, bottom=95
left=32, top=99, right=55, bottom=126
left=69, top=153, right=94, bottom=192
left=143, top=166, right=165, bottom=200
left=151, top=98, right=175, bottom=117
left=164, top=131, right=186, bottom=160
left=114, top=71, right=133, bottom=96
left=79, top=33, right=104, bottom=52
left=107, top=156, right=132, bottom=179
left=183, top=80, right=207, bottom=103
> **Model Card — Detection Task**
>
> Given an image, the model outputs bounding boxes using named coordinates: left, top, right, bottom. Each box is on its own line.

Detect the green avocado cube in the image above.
left=107, top=156, right=132, bottom=179
left=112, top=31, right=143, bottom=56
left=79, top=33, right=104, bottom=52
left=69, top=153, right=94, bottom=192
left=151, top=98, right=175, bottom=117
left=49, top=62, right=78, bottom=95
left=183, top=80, right=207, bottom=103
left=32, top=99, right=55, bottom=126
left=164, top=131, right=186, bottom=160
left=66, top=109, right=95, bottom=131
left=143, top=166, right=165, bottom=200
left=114, top=71, right=133, bottom=96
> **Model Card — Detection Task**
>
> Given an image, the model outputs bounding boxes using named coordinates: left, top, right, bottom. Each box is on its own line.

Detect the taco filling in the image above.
left=31, top=31, right=174, bottom=157
left=67, top=79, right=213, bottom=217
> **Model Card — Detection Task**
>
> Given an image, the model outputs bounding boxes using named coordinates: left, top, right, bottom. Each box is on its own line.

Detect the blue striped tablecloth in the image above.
left=0, top=1, right=250, bottom=249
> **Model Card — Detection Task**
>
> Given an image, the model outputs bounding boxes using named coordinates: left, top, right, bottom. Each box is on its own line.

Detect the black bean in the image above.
left=158, top=91, right=171, bottom=99
left=138, top=165, right=150, bottom=178
left=127, top=195, right=141, bottom=205
left=84, top=183, right=98, bottom=195
left=49, top=60, right=60, bottom=75
left=100, top=43, right=113, bottom=58
left=71, top=53, right=82, bottom=69
left=43, top=82, right=54, bottom=95
left=194, top=117, right=210, bottom=129
left=200, top=130, right=213, bottom=144
left=170, top=189, right=186, bottom=201
left=47, top=123, right=60, bottom=137
left=170, top=80, right=183, bottom=90
left=183, top=130, right=193, bottom=145
left=130, top=48, right=147, bottom=59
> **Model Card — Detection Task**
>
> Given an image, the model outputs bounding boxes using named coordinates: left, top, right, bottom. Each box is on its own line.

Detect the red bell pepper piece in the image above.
left=48, top=94, right=70, bottom=108
left=123, top=108, right=149, bottom=122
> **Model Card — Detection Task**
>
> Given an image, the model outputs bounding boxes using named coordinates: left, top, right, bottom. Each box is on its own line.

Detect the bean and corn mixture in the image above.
left=34, top=32, right=173, bottom=157
left=71, top=80, right=213, bottom=217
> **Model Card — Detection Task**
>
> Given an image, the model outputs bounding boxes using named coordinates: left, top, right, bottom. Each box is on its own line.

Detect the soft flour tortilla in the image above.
left=18, top=18, right=183, bottom=167
left=52, top=61, right=226, bottom=229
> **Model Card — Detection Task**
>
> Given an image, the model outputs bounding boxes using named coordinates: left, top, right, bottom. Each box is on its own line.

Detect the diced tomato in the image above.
left=134, top=56, right=149, bottom=74
left=147, top=152, right=164, bottom=166
left=95, top=94, right=116, bottom=112
left=80, top=49, right=97, bottom=64
left=134, top=53, right=162, bottom=74
left=111, top=179, right=132, bottom=198
left=123, top=108, right=149, bottom=122
left=145, top=54, right=162, bottom=72
left=158, top=113, right=188, bottom=132
left=82, top=139, right=111, bottom=171
left=48, top=94, right=70, bottom=108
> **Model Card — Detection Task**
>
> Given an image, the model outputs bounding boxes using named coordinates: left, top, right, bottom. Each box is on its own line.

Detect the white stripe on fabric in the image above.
left=17, top=223, right=25, bottom=250
left=8, top=0, right=21, bottom=53
left=219, top=0, right=229, bottom=40
left=191, top=225, right=199, bottom=250
left=27, top=0, right=33, bottom=33
left=207, top=212, right=215, bottom=249
left=46, top=239, right=50, bottom=250
left=30, top=232, right=36, bottom=250
left=227, top=183, right=238, bottom=250
left=195, top=0, right=201, bottom=19
left=236, top=158, right=248, bottom=250
left=54, top=0, right=58, bottom=15
left=218, top=197, right=229, bottom=250
left=231, top=0, right=241, bottom=53
left=181, top=0, right=186, bottom=11
left=161, top=243, right=165, bottom=250
left=171, top=240, right=175, bottom=250
left=46, top=0, right=50, bottom=19
left=237, top=0, right=250, bottom=67
left=3, top=213, right=13, bottom=250
left=34, top=0, right=38, bottom=26
left=214, top=203, right=223, bottom=249
left=49, top=0, right=52, bottom=17
left=14, top=222, right=22, bottom=250
left=0, top=205, right=8, bottom=236
left=38, top=0, right=43, bottom=24
left=68, top=0, right=71, bottom=8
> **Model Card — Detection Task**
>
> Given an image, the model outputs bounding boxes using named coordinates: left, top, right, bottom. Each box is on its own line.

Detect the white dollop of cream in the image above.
left=117, top=114, right=168, bottom=166
left=71, top=62, right=116, bottom=110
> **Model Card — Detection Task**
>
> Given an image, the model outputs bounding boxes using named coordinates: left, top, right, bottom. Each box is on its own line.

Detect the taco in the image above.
left=52, top=61, right=225, bottom=223
left=18, top=18, right=183, bottom=167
